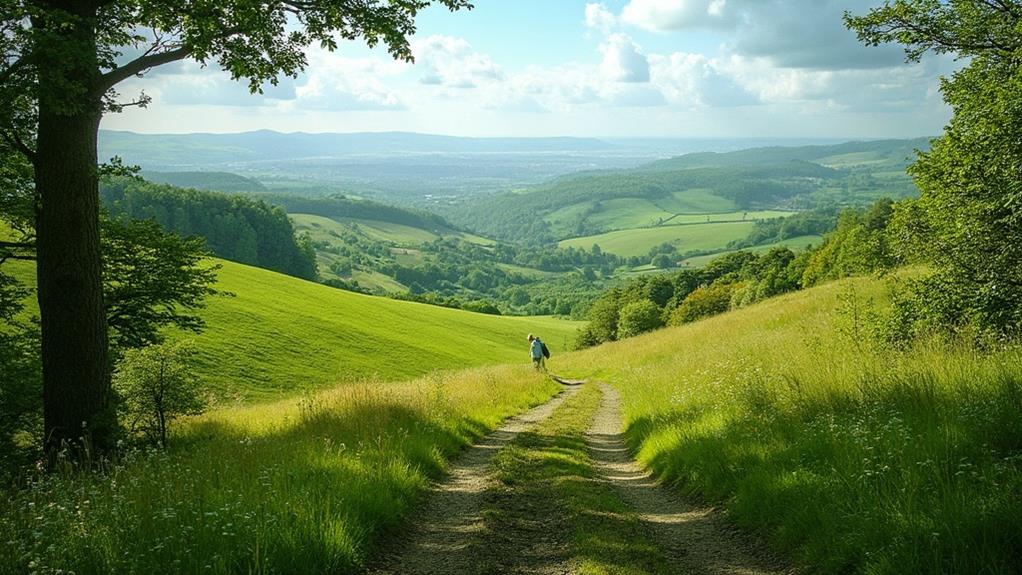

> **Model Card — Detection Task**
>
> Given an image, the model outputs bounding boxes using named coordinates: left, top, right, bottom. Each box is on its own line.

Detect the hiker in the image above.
left=527, top=333, right=549, bottom=371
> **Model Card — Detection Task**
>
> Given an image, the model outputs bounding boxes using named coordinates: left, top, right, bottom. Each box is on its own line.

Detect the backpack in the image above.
left=541, top=341, right=551, bottom=359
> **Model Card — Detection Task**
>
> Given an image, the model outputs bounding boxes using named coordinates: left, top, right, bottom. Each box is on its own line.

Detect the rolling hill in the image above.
left=2, top=250, right=582, bottom=403
left=448, top=139, right=924, bottom=259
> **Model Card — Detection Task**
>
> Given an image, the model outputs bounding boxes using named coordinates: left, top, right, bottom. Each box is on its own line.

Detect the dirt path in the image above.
left=586, top=383, right=791, bottom=575
left=366, top=385, right=581, bottom=575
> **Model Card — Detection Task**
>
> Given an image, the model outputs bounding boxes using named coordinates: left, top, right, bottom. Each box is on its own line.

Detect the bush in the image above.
left=113, top=342, right=207, bottom=448
left=617, top=300, right=664, bottom=338
left=669, top=282, right=742, bottom=325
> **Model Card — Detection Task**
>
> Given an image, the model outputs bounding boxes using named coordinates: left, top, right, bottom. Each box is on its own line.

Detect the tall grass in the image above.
left=0, top=366, right=558, bottom=574
left=559, top=277, right=1022, bottom=573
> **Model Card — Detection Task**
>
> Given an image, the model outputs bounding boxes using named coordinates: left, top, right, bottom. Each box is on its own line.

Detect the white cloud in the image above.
left=650, top=52, right=757, bottom=108
left=412, top=35, right=504, bottom=89
left=290, top=48, right=406, bottom=111
left=621, top=0, right=736, bottom=31
left=600, top=34, right=650, bottom=83
left=585, top=3, right=617, bottom=33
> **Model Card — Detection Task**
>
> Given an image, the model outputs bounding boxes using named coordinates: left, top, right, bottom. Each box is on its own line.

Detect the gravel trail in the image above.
left=365, top=385, right=581, bottom=575
left=586, top=383, right=792, bottom=575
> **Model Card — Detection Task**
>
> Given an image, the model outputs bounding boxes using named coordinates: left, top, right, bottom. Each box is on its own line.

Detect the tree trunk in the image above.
left=34, top=2, right=114, bottom=457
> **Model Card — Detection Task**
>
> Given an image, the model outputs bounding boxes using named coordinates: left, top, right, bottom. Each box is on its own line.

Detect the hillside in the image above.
left=447, top=139, right=923, bottom=256
left=140, top=171, right=267, bottom=193
left=556, top=276, right=1021, bottom=573
left=3, top=252, right=581, bottom=403
left=183, top=260, right=583, bottom=401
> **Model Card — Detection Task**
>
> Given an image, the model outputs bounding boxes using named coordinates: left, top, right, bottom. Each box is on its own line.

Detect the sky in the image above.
left=102, top=0, right=959, bottom=139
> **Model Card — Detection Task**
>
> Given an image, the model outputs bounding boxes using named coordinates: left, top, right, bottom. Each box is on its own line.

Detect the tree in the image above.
left=651, top=253, right=674, bottom=269
left=102, top=216, right=225, bottom=354
left=668, top=282, right=739, bottom=325
left=846, top=1, right=1022, bottom=333
left=617, top=300, right=663, bottom=338
left=113, top=342, right=205, bottom=449
left=0, top=0, right=471, bottom=455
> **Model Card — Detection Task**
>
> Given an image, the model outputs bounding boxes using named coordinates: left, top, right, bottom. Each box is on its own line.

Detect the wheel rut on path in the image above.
left=586, top=383, right=792, bottom=575
left=366, top=385, right=580, bottom=575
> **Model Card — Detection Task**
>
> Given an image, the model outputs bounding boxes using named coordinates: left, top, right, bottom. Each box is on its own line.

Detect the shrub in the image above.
left=669, top=282, right=742, bottom=325
left=617, top=300, right=664, bottom=338
left=113, top=342, right=207, bottom=448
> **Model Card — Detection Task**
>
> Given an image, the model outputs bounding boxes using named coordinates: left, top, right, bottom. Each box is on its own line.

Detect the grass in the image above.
left=176, top=260, right=583, bottom=402
left=559, top=221, right=756, bottom=257
left=471, top=384, right=671, bottom=574
left=651, top=189, right=737, bottom=213
left=290, top=213, right=440, bottom=246
left=4, top=247, right=581, bottom=403
left=558, top=276, right=1022, bottom=574
left=680, top=234, right=823, bottom=267
left=0, top=366, right=561, bottom=574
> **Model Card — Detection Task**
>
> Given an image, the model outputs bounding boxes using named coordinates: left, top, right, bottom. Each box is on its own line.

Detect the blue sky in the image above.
left=103, top=0, right=957, bottom=138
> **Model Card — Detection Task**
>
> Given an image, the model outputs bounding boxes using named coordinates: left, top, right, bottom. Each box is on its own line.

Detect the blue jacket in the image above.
left=530, top=338, right=543, bottom=359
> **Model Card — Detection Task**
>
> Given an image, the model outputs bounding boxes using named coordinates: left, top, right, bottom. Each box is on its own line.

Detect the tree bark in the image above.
left=34, top=1, right=114, bottom=457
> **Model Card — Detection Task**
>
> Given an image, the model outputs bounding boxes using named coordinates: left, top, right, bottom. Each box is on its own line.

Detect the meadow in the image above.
left=189, top=260, right=581, bottom=402
left=558, top=276, right=1022, bottom=573
left=0, top=366, right=560, bottom=574
left=558, top=220, right=756, bottom=257
left=2, top=251, right=581, bottom=403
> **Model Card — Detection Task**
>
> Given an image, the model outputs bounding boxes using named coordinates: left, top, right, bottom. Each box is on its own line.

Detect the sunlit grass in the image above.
left=559, top=277, right=1022, bottom=573
left=0, top=366, right=559, bottom=574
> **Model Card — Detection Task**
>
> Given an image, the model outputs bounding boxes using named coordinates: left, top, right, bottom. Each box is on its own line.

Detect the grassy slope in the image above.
left=3, top=246, right=581, bottom=402
left=1, top=366, right=561, bottom=575
left=177, top=260, right=582, bottom=402
left=558, top=276, right=1022, bottom=574
left=558, top=221, right=756, bottom=257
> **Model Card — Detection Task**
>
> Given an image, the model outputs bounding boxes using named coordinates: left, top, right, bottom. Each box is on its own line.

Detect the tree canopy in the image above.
left=0, top=0, right=474, bottom=454
left=847, top=0, right=1022, bottom=334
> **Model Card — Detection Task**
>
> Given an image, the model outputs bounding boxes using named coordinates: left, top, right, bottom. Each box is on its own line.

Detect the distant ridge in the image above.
left=99, top=129, right=614, bottom=169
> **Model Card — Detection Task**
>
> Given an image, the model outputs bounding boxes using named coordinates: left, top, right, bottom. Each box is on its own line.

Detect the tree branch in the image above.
left=97, top=45, right=191, bottom=92
left=1, top=129, right=37, bottom=163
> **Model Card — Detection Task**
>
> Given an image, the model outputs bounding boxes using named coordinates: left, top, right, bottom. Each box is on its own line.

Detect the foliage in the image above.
left=559, top=276, right=1022, bottom=573
left=668, top=282, right=741, bottom=325
left=266, top=194, right=450, bottom=232
left=1, top=0, right=473, bottom=454
left=617, top=300, right=663, bottom=338
left=576, top=242, right=813, bottom=348
left=113, top=342, right=206, bottom=448
left=102, top=216, right=226, bottom=353
left=847, top=0, right=1022, bottom=335
left=730, top=207, right=839, bottom=249
left=0, top=271, right=40, bottom=476
left=801, top=199, right=899, bottom=286
left=101, top=177, right=317, bottom=280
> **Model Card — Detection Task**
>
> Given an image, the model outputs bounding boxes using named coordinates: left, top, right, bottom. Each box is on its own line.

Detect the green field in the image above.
left=4, top=251, right=581, bottom=402
left=0, top=365, right=561, bottom=574
left=179, top=260, right=582, bottom=401
left=681, top=234, right=824, bottom=267
left=291, top=213, right=441, bottom=246
left=559, top=221, right=757, bottom=257
left=651, top=188, right=738, bottom=213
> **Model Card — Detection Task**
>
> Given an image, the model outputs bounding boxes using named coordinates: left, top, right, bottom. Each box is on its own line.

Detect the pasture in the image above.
left=559, top=221, right=757, bottom=257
